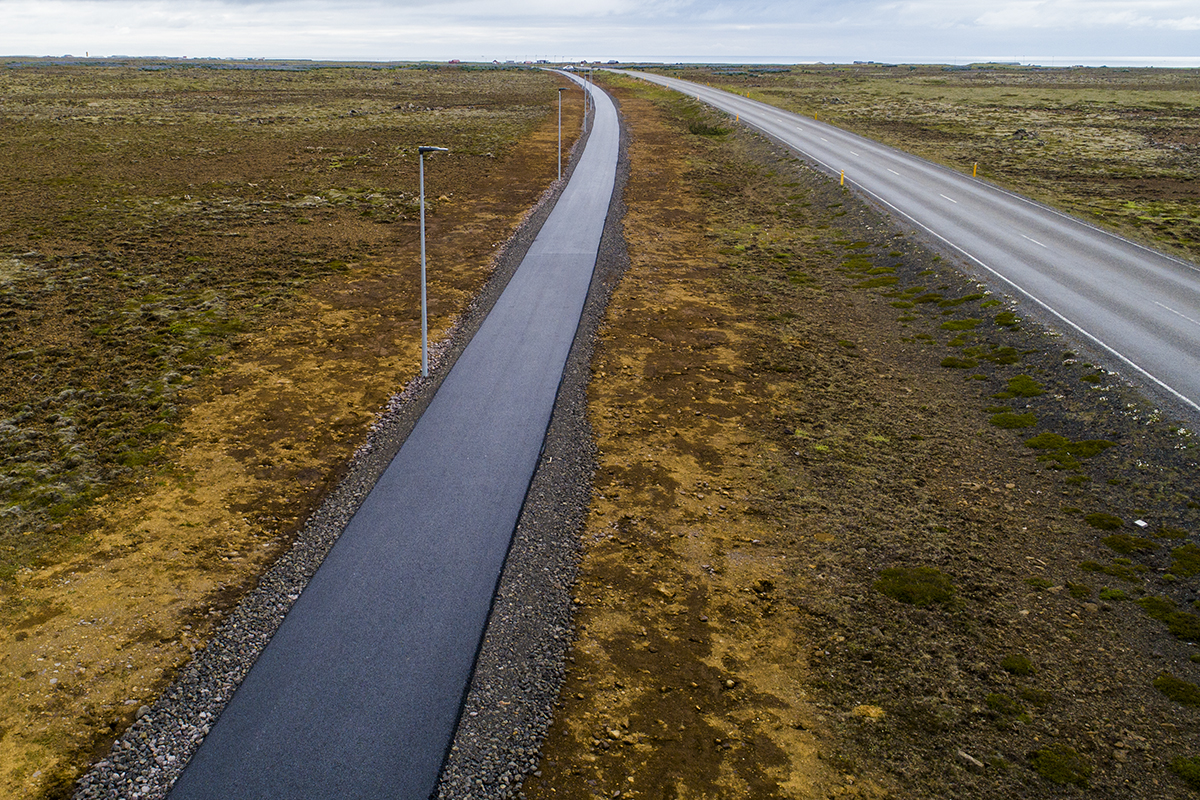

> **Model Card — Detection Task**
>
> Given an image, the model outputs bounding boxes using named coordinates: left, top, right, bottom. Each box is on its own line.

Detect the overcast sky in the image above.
left=3, top=0, right=1198, bottom=66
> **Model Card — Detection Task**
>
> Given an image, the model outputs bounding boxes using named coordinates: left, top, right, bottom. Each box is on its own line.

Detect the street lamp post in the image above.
left=418, top=145, right=448, bottom=377
left=557, top=86, right=567, bottom=181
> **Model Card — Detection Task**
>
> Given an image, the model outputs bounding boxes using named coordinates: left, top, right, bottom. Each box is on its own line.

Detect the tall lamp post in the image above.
left=418, top=145, right=448, bottom=377
left=557, top=86, right=567, bottom=181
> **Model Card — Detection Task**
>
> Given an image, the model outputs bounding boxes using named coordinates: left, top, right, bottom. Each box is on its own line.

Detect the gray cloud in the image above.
left=1, top=0, right=1196, bottom=63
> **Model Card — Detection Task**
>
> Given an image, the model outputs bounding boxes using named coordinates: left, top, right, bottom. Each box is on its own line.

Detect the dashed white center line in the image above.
left=1020, top=233, right=1048, bottom=248
left=940, top=194, right=957, bottom=203
left=887, top=168, right=900, bottom=176
left=1155, top=301, right=1200, bottom=328
left=850, top=151, right=860, bottom=156
left=820, top=137, right=829, bottom=142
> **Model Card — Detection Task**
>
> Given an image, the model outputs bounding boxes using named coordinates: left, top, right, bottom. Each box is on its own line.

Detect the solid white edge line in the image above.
left=863, top=191, right=1200, bottom=413
left=617, top=70, right=1200, bottom=413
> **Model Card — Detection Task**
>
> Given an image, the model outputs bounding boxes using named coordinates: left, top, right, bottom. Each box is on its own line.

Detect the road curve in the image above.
left=616, top=70, right=1200, bottom=419
left=167, top=72, right=618, bottom=800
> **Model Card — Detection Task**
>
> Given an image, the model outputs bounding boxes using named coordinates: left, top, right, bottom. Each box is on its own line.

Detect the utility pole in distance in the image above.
left=418, top=145, right=449, bottom=377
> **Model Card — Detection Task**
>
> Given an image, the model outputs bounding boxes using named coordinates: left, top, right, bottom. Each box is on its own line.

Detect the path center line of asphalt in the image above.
left=1156, top=301, right=1200, bottom=328
left=167, top=72, right=620, bottom=800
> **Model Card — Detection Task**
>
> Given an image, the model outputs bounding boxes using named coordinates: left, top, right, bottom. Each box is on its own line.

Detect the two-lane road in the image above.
left=618, top=70, right=1200, bottom=419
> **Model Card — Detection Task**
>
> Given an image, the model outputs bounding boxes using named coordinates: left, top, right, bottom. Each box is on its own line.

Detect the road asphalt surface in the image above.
left=617, top=70, right=1200, bottom=420
left=167, top=71, right=618, bottom=800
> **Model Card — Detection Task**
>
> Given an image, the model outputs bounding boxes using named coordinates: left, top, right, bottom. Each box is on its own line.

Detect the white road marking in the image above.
left=850, top=151, right=860, bottom=156
left=887, top=168, right=900, bottom=176
left=621, top=71, right=1200, bottom=413
left=1020, top=234, right=1048, bottom=248
left=1156, top=302, right=1200, bottom=328
left=860, top=190, right=1200, bottom=413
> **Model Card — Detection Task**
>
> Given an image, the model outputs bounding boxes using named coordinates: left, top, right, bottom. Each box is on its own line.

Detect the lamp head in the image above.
left=418, top=146, right=449, bottom=155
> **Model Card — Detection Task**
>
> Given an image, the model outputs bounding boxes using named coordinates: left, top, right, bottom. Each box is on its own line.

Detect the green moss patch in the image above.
left=985, top=692, right=1026, bottom=719
left=1157, top=527, right=1190, bottom=540
left=874, top=566, right=955, bottom=607
left=1081, top=558, right=1146, bottom=582
left=993, top=374, right=1044, bottom=398
left=1137, top=596, right=1200, bottom=642
left=1066, top=582, right=1092, bottom=599
left=937, top=292, right=985, bottom=308
left=962, top=344, right=1020, bottom=365
left=1155, top=671, right=1200, bottom=707
left=854, top=275, right=899, bottom=289
left=1000, top=654, right=1035, bottom=675
left=1029, top=744, right=1092, bottom=787
left=989, top=411, right=1036, bottom=429
left=1171, top=543, right=1200, bottom=577
left=1171, top=755, right=1200, bottom=790
left=940, top=356, right=978, bottom=369
left=1084, top=511, right=1123, bottom=530
left=1102, top=533, right=1157, bottom=554
left=1023, top=433, right=1115, bottom=470
left=940, top=318, right=981, bottom=331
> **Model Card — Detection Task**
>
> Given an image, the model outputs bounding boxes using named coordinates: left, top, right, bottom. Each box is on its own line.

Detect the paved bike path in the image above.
left=169, top=72, right=618, bottom=800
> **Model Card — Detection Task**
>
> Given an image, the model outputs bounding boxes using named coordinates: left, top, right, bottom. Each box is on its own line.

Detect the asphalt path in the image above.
left=168, top=71, right=618, bottom=800
left=616, top=70, right=1200, bottom=419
